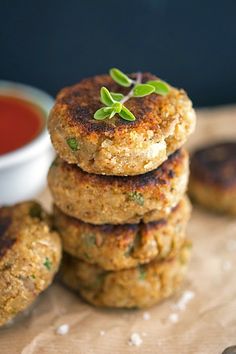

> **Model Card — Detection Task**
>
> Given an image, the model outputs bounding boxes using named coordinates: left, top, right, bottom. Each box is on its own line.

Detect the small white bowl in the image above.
left=0, top=81, right=54, bottom=205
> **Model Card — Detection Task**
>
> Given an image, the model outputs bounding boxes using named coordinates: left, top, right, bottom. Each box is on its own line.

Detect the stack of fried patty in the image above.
left=47, top=72, right=196, bottom=308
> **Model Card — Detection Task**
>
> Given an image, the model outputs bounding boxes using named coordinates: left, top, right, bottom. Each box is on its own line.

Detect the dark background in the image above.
left=1, top=0, right=235, bottom=107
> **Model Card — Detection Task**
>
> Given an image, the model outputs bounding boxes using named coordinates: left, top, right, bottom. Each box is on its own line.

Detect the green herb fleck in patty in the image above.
left=128, top=192, right=144, bottom=206
left=66, top=137, right=79, bottom=151
left=84, top=234, right=96, bottom=247
left=138, top=265, right=147, bottom=281
left=43, top=257, right=52, bottom=270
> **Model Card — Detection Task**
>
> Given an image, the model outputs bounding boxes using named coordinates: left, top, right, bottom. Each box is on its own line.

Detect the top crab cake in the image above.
left=48, top=73, right=196, bottom=176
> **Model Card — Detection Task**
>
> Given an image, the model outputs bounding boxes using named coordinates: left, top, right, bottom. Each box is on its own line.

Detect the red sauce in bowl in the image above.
left=0, top=95, right=44, bottom=155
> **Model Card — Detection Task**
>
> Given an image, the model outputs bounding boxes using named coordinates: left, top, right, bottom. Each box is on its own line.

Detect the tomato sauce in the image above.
left=0, top=95, right=44, bottom=155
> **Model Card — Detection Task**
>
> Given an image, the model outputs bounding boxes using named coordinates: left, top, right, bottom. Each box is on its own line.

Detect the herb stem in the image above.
left=120, top=72, right=142, bottom=104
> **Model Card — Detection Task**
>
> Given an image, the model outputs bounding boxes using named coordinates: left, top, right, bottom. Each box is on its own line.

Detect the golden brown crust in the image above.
left=53, top=197, right=191, bottom=270
left=0, top=202, right=62, bottom=326
left=51, top=73, right=179, bottom=135
left=60, top=242, right=191, bottom=308
left=48, top=73, right=196, bottom=175
left=48, top=149, right=189, bottom=224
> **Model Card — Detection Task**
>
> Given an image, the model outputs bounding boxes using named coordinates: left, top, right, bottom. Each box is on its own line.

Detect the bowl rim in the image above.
left=0, top=80, right=54, bottom=170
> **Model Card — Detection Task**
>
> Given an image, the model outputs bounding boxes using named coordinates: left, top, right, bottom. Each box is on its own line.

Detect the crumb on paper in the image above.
left=129, top=332, right=143, bottom=347
left=169, top=313, right=179, bottom=323
left=222, top=260, right=232, bottom=272
left=56, top=323, right=70, bottom=335
left=100, top=330, right=105, bottom=336
left=175, top=290, right=195, bottom=311
left=143, top=311, right=151, bottom=320
left=142, top=332, right=147, bottom=337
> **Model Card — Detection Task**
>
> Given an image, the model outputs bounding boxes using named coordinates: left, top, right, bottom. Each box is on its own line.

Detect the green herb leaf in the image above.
left=103, top=106, right=117, bottom=119
left=110, top=92, right=124, bottom=101
left=109, top=110, right=117, bottom=119
left=31, top=274, right=36, bottom=279
left=43, top=257, right=52, bottom=271
left=138, top=265, right=147, bottom=280
left=119, top=105, right=136, bottom=121
left=29, top=204, right=42, bottom=219
left=147, top=80, right=169, bottom=96
left=133, top=84, right=155, bottom=97
left=103, top=107, right=113, bottom=112
left=100, top=86, right=115, bottom=106
left=94, top=107, right=111, bottom=120
left=66, top=137, right=78, bottom=151
left=112, top=102, right=122, bottom=113
left=109, top=68, right=133, bottom=87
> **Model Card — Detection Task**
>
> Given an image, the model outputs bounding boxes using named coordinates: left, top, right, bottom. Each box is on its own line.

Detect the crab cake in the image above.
left=54, top=197, right=191, bottom=271
left=60, top=241, right=191, bottom=308
left=189, top=142, right=236, bottom=215
left=48, top=73, right=196, bottom=176
left=48, top=149, right=189, bottom=225
left=0, top=201, right=61, bottom=326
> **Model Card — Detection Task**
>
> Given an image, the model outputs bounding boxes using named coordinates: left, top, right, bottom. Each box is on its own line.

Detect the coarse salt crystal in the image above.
left=129, top=332, right=143, bottom=347
left=56, top=324, right=69, bottom=335
left=143, top=312, right=151, bottom=320
left=100, top=330, right=105, bottom=336
left=175, top=290, right=195, bottom=311
left=169, top=313, right=179, bottom=323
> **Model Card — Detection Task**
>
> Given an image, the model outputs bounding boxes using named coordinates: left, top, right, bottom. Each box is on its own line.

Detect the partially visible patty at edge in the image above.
left=54, top=196, right=191, bottom=271
left=48, top=73, right=196, bottom=176
left=189, top=142, right=236, bottom=215
left=0, top=201, right=62, bottom=326
left=60, top=241, right=191, bottom=308
left=48, top=148, right=189, bottom=225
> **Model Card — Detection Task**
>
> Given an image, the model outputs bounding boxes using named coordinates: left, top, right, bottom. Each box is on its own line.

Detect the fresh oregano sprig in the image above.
left=94, top=86, right=135, bottom=121
left=94, top=68, right=170, bottom=121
